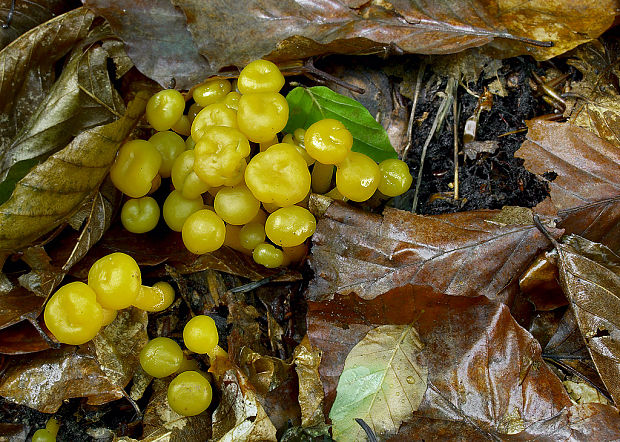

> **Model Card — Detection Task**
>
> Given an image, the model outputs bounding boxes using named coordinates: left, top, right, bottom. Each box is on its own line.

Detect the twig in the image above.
left=402, top=62, right=426, bottom=160
left=355, top=418, right=378, bottom=442
left=533, top=215, right=561, bottom=248
left=412, top=76, right=456, bottom=212
left=26, top=314, right=60, bottom=349
left=228, top=270, right=287, bottom=293
left=543, top=356, right=613, bottom=404
left=452, top=85, right=459, bottom=200
left=2, top=0, right=14, bottom=29
left=300, top=57, right=365, bottom=94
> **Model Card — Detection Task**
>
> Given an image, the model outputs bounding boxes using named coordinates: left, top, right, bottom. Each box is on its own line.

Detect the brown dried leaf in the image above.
left=293, top=336, right=328, bottom=430
left=519, top=250, right=566, bottom=311
left=142, top=377, right=212, bottom=442
left=0, top=0, right=71, bottom=50
left=565, top=41, right=620, bottom=146
left=0, top=91, right=148, bottom=252
left=0, top=30, right=125, bottom=188
left=516, top=121, right=620, bottom=252
left=307, top=201, right=562, bottom=303
left=174, top=0, right=613, bottom=74
left=0, top=288, right=45, bottom=331
left=85, top=307, right=148, bottom=401
left=212, top=368, right=278, bottom=442
left=555, top=235, right=620, bottom=406
left=0, top=320, right=51, bottom=355
left=0, top=347, right=122, bottom=412
left=84, top=0, right=210, bottom=90
left=307, top=287, right=578, bottom=438
left=0, top=8, right=94, bottom=160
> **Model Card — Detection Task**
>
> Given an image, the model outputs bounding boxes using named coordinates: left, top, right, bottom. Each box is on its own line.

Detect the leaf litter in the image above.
left=1, top=1, right=620, bottom=440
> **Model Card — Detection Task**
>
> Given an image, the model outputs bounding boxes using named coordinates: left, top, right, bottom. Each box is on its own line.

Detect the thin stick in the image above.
left=301, top=58, right=365, bottom=94
left=2, top=0, right=14, bottom=28
left=452, top=86, right=459, bottom=200
left=412, top=77, right=456, bottom=212
left=402, top=62, right=426, bottom=160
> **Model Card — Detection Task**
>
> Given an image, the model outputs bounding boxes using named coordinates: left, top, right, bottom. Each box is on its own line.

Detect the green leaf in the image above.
left=284, top=86, right=398, bottom=163
left=329, top=324, right=428, bottom=441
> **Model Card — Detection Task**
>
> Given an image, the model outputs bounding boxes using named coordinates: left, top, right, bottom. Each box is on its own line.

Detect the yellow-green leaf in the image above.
left=329, top=324, right=428, bottom=441
left=0, top=91, right=148, bottom=252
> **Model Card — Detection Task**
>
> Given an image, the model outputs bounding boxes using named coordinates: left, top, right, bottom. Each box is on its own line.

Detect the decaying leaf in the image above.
left=285, top=86, right=397, bottom=162
left=329, top=324, right=427, bottom=441
left=293, top=336, right=328, bottom=430
left=212, top=368, right=278, bottom=442
left=0, top=288, right=46, bottom=331
left=0, top=319, right=52, bottom=354
left=555, top=235, right=620, bottom=406
left=307, top=201, right=562, bottom=303
left=142, top=377, right=212, bottom=442
left=86, top=307, right=148, bottom=400
left=174, top=0, right=612, bottom=73
left=0, top=91, right=148, bottom=252
left=0, top=8, right=94, bottom=160
left=565, top=41, right=620, bottom=146
left=516, top=121, right=620, bottom=252
left=0, top=29, right=125, bottom=192
left=307, top=287, right=581, bottom=438
left=563, top=380, right=609, bottom=405
left=83, top=0, right=210, bottom=90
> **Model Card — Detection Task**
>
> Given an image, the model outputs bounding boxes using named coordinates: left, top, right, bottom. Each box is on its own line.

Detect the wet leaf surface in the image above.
left=307, top=287, right=585, bottom=439
left=307, top=201, right=562, bottom=303
left=174, top=0, right=612, bottom=74
left=293, top=336, right=328, bottom=430
left=0, top=29, right=124, bottom=195
left=142, top=377, right=212, bottom=442
left=517, top=121, right=620, bottom=252
left=0, top=288, right=45, bottom=331
left=0, top=91, right=147, bottom=252
left=0, top=320, right=51, bottom=355
left=211, top=367, right=278, bottom=442
left=329, top=324, right=427, bottom=441
left=84, top=0, right=210, bottom=90
left=285, top=86, right=397, bottom=162
left=0, top=8, right=94, bottom=165
left=555, top=235, right=620, bottom=406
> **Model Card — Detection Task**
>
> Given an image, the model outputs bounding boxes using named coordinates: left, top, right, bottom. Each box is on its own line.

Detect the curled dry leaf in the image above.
left=516, top=120, right=620, bottom=252
left=83, top=0, right=210, bottom=90
left=0, top=31, right=125, bottom=194
left=307, top=201, right=562, bottom=303
left=0, top=308, right=147, bottom=412
left=86, top=307, right=148, bottom=400
left=0, top=8, right=94, bottom=167
left=0, top=91, right=148, bottom=252
left=174, top=0, right=612, bottom=73
left=142, top=377, right=212, bottom=442
left=554, top=235, right=620, bottom=406
left=329, top=324, right=428, bottom=441
left=212, top=368, right=277, bottom=442
left=307, top=287, right=579, bottom=438
left=293, top=336, right=328, bottom=430
left=565, top=40, right=620, bottom=147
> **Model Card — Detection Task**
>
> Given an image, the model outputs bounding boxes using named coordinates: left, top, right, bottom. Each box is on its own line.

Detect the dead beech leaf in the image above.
left=173, top=0, right=612, bottom=75
left=212, top=368, right=277, bottom=442
left=0, top=320, right=51, bottom=354
left=0, top=30, right=125, bottom=190
left=142, top=377, right=212, bottom=442
left=517, top=121, right=620, bottom=212
left=516, top=121, right=620, bottom=252
left=84, top=0, right=210, bottom=90
left=329, top=324, right=427, bottom=441
left=0, top=91, right=148, bottom=252
left=293, top=336, right=328, bottom=430
left=307, top=201, right=562, bottom=303
left=0, top=0, right=71, bottom=50
left=554, top=235, right=620, bottom=406
left=0, top=347, right=123, bottom=412
left=565, top=41, right=620, bottom=146
left=0, top=8, right=94, bottom=159
left=307, top=287, right=575, bottom=438
left=85, top=307, right=148, bottom=402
